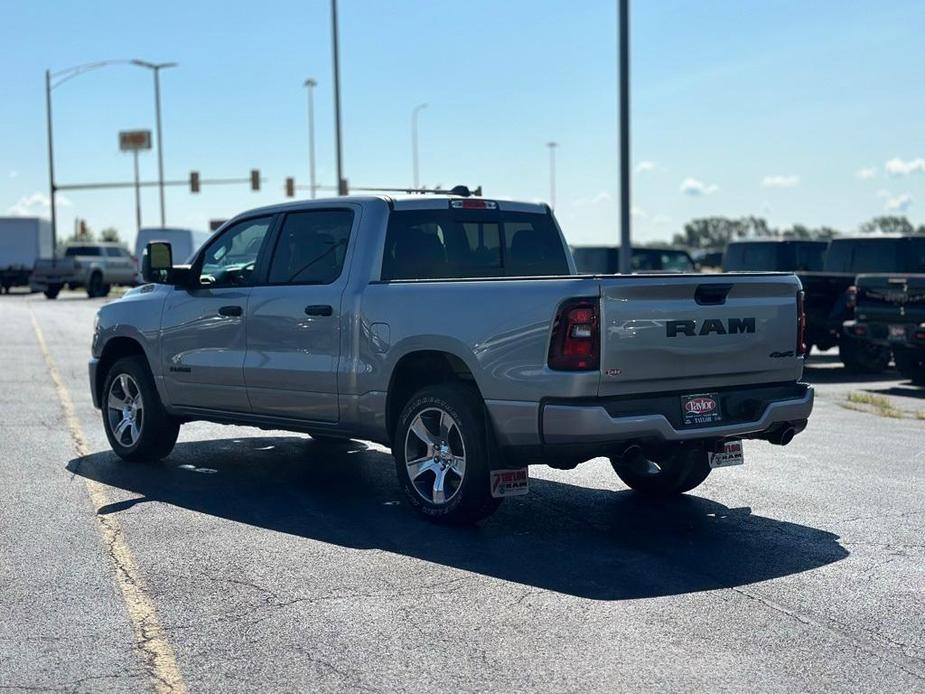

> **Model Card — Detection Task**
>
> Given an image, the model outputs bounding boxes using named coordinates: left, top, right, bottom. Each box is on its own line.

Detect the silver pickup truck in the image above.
left=32, top=243, right=137, bottom=298
left=89, top=195, right=813, bottom=523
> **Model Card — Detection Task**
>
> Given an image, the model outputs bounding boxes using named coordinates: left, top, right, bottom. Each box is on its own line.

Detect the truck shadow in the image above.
left=66, top=437, right=848, bottom=601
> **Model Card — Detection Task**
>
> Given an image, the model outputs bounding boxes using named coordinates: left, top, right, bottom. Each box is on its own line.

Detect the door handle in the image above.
left=218, top=305, right=243, bottom=317
left=305, top=305, right=333, bottom=317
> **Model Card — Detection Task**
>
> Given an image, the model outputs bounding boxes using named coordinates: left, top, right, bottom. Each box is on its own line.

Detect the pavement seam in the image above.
left=29, top=309, right=188, bottom=694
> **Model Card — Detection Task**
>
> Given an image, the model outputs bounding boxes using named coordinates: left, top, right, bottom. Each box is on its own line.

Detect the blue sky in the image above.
left=2, top=0, right=924, bottom=248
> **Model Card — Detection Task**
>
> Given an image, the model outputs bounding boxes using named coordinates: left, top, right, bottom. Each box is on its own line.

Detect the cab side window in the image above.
left=199, top=217, right=272, bottom=287
left=268, top=210, right=354, bottom=284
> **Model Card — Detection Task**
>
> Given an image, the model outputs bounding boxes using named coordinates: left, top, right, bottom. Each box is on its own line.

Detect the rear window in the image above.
left=724, top=242, right=782, bottom=271
left=824, top=238, right=925, bottom=273
left=381, top=209, right=569, bottom=280
left=65, top=246, right=102, bottom=256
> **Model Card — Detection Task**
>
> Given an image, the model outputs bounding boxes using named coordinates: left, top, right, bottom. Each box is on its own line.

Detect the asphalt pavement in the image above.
left=1, top=290, right=923, bottom=693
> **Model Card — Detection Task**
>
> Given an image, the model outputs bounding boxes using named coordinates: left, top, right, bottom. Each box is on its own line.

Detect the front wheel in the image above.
left=839, top=340, right=890, bottom=373
left=610, top=445, right=711, bottom=496
left=102, top=356, right=180, bottom=462
left=393, top=385, right=502, bottom=525
left=44, top=285, right=61, bottom=299
left=87, top=272, right=104, bottom=298
left=894, top=349, right=925, bottom=385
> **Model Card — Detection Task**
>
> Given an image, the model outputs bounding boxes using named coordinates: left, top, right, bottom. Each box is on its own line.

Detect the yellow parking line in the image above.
left=30, top=311, right=188, bottom=694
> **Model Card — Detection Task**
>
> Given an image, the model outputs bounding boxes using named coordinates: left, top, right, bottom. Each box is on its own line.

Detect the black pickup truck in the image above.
left=843, top=273, right=925, bottom=384
left=726, top=236, right=925, bottom=371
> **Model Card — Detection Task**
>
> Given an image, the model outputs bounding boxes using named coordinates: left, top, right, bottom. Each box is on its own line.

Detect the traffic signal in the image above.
left=190, top=171, right=200, bottom=193
left=285, top=177, right=295, bottom=197
left=250, top=169, right=260, bottom=191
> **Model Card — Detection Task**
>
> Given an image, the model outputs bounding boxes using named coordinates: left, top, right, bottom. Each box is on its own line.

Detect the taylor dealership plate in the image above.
left=681, top=393, right=722, bottom=426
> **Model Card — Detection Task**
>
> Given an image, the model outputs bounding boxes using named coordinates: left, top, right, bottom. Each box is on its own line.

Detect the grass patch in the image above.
left=916, top=411, right=925, bottom=421
left=844, top=391, right=907, bottom=419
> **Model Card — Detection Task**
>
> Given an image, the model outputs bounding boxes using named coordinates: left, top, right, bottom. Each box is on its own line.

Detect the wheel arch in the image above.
left=96, top=336, right=149, bottom=407
left=385, top=349, right=485, bottom=443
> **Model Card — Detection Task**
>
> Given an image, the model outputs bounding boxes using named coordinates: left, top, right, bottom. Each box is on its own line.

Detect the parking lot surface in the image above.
left=1, top=291, right=924, bottom=692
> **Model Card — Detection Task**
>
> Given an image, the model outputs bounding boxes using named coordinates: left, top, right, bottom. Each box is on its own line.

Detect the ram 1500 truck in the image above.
left=89, top=195, right=814, bottom=524
left=32, top=243, right=137, bottom=298
left=843, top=273, right=925, bottom=384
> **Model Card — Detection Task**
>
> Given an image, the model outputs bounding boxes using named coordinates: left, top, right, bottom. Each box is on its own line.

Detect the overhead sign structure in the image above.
left=119, top=130, right=152, bottom=152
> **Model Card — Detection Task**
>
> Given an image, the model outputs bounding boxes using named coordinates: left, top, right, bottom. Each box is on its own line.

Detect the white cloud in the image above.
left=876, top=189, right=891, bottom=199
left=680, top=177, right=718, bottom=196
left=761, top=174, right=800, bottom=189
left=572, top=191, right=613, bottom=208
left=855, top=167, right=876, bottom=180
left=6, top=192, right=72, bottom=217
left=635, top=160, right=657, bottom=173
left=631, top=206, right=647, bottom=219
left=884, top=192, right=912, bottom=212
left=885, top=157, right=925, bottom=176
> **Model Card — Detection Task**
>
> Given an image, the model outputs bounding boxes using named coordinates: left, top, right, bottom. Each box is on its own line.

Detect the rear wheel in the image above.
left=102, top=356, right=180, bottom=462
left=839, top=340, right=891, bottom=373
left=43, top=285, right=61, bottom=299
left=610, top=444, right=711, bottom=496
left=393, top=384, right=502, bottom=525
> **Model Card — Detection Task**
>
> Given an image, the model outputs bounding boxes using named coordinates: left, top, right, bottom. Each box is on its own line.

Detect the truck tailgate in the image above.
left=597, top=274, right=803, bottom=396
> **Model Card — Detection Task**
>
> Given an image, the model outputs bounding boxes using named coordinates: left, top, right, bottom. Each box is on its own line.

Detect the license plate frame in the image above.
left=680, top=392, right=723, bottom=426
left=889, top=324, right=907, bottom=342
left=709, top=439, right=744, bottom=468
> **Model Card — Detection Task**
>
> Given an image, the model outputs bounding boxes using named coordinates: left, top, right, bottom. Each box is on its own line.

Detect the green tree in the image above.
left=100, top=227, right=120, bottom=243
left=859, top=216, right=914, bottom=235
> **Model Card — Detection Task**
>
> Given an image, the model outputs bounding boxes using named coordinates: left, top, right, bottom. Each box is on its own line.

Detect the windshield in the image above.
left=64, top=246, right=101, bottom=257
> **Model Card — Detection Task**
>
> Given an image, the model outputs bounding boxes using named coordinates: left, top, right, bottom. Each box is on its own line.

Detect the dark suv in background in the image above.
left=571, top=246, right=696, bottom=273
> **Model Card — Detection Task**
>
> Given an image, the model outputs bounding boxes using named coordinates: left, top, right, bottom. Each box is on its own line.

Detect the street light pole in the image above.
left=133, top=60, right=177, bottom=227
left=132, top=150, right=142, bottom=233
left=44, top=69, right=58, bottom=261
left=546, top=141, right=558, bottom=209
left=618, top=0, right=632, bottom=274
left=412, top=103, right=428, bottom=189
left=331, top=0, right=346, bottom=195
left=304, top=78, right=318, bottom=198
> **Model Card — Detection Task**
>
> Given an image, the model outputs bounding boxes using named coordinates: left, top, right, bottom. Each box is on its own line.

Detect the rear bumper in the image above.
left=542, top=384, right=813, bottom=445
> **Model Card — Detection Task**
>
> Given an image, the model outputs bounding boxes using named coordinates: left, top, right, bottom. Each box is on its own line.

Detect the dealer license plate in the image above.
left=709, top=439, right=744, bottom=468
left=681, top=393, right=722, bottom=426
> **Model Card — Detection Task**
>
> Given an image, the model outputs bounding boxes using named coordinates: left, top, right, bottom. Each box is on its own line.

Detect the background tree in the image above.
left=100, top=227, right=120, bottom=243
left=858, top=216, right=914, bottom=235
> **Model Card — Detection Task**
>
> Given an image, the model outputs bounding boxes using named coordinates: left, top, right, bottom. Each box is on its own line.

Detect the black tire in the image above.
left=393, top=384, right=502, bottom=525
left=102, top=355, right=180, bottom=462
left=87, top=272, right=104, bottom=298
left=100, top=283, right=112, bottom=297
left=839, top=340, right=890, bottom=373
left=44, top=285, right=61, bottom=299
left=610, top=445, right=711, bottom=496
left=894, top=349, right=925, bottom=385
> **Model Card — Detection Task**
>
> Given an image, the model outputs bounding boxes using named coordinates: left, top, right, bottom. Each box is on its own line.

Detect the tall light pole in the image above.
left=546, top=141, right=558, bottom=209
left=132, top=60, right=177, bottom=227
left=45, top=59, right=138, bottom=259
left=331, top=0, right=346, bottom=195
left=304, top=78, right=318, bottom=198
left=618, top=0, right=632, bottom=274
left=412, top=103, right=428, bottom=189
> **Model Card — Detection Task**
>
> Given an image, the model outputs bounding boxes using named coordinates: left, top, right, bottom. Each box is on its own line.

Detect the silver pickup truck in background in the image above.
left=89, top=194, right=813, bottom=524
left=32, top=242, right=137, bottom=299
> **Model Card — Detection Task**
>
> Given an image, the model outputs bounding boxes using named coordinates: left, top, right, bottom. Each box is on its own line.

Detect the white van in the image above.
left=134, top=227, right=212, bottom=265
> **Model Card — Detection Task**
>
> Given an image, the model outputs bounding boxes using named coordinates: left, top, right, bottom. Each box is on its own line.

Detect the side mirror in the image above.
left=142, top=241, right=173, bottom=283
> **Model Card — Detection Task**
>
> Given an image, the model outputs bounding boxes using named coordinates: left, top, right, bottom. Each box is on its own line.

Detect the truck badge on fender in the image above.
left=666, top=318, right=756, bottom=337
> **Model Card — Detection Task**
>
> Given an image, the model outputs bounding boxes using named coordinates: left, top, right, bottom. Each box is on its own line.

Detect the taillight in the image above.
left=548, top=298, right=600, bottom=371
left=845, top=285, right=857, bottom=311
left=797, top=290, right=807, bottom=356
left=915, top=325, right=925, bottom=341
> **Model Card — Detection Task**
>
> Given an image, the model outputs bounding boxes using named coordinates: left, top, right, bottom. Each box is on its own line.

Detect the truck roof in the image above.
left=230, top=194, right=549, bottom=222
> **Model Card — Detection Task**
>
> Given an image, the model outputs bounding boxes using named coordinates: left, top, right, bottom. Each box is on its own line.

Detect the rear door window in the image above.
left=268, top=209, right=354, bottom=284
left=65, top=246, right=101, bottom=256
